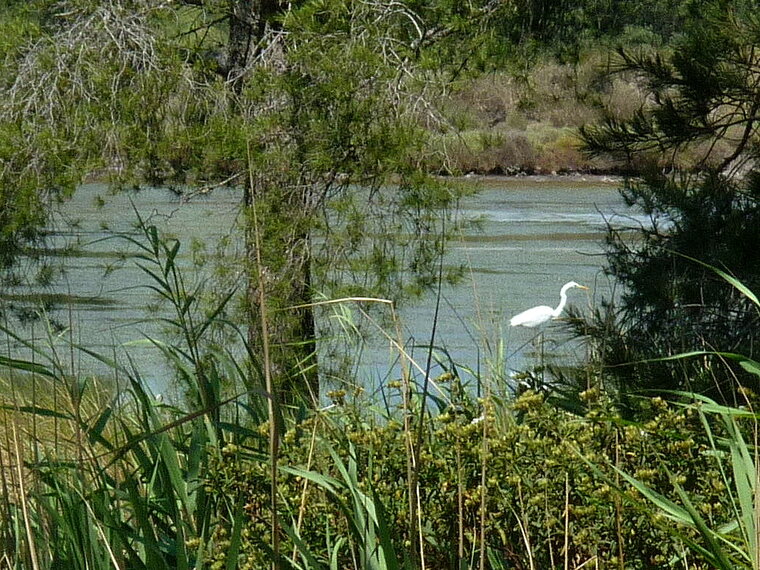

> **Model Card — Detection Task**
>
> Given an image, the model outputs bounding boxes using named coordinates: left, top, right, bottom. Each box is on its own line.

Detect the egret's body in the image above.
left=510, top=281, right=588, bottom=328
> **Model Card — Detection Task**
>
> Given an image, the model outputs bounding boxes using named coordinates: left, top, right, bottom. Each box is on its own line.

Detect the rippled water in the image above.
left=381, top=177, right=633, bottom=392
left=2, top=176, right=634, bottom=396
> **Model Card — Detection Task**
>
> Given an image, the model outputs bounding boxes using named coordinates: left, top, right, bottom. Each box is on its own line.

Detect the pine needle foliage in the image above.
left=572, top=0, right=760, bottom=403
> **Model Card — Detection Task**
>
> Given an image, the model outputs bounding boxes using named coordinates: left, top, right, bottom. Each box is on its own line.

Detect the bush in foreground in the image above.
left=204, top=387, right=743, bottom=569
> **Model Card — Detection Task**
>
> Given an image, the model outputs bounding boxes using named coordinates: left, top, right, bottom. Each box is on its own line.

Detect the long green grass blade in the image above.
left=678, top=253, right=760, bottom=306
left=0, top=404, right=72, bottom=419
left=722, top=415, right=756, bottom=563
left=223, top=498, right=246, bottom=570
left=671, top=479, right=738, bottom=569
left=709, top=266, right=760, bottom=307
left=614, top=467, right=693, bottom=525
left=157, top=432, right=191, bottom=513
left=370, top=484, right=401, bottom=570
left=330, top=536, right=346, bottom=570
left=646, top=351, right=760, bottom=379
left=0, top=355, right=56, bottom=377
left=282, top=519, right=326, bottom=570
left=88, top=405, right=115, bottom=449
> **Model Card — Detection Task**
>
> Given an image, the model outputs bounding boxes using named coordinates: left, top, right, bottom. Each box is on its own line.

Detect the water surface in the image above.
left=2, top=176, right=634, bottom=395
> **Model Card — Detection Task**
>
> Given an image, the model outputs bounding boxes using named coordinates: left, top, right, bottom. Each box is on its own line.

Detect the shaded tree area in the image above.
left=574, top=0, right=760, bottom=405
left=506, top=0, right=689, bottom=56
left=0, top=0, right=513, bottom=403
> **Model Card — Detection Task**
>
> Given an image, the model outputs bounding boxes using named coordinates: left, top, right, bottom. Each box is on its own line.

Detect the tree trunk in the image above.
left=226, top=0, right=280, bottom=86
left=227, top=1, right=319, bottom=405
left=226, top=1, right=319, bottom=405
left=243, top=177, right=319, bottom=406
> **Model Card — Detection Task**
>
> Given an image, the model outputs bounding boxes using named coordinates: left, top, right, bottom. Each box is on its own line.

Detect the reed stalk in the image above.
left=247, top=149, right=281, bottom=569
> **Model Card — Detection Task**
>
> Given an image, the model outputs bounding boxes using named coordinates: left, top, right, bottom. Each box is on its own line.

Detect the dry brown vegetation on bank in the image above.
left=424, top=53, right=647, bottom=176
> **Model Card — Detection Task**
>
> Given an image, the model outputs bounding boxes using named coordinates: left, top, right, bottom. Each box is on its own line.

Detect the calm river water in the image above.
left=3, top=176, right=638, bottom=397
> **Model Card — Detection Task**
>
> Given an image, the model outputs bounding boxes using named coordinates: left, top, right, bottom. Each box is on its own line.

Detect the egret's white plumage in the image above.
left=509, top=281, right=588, bottom=328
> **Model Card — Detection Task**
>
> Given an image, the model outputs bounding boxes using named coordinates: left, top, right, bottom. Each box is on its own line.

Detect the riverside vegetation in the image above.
left=4, top=0, right=760, bottom=568
left=3, top=222, right=760, bottom=568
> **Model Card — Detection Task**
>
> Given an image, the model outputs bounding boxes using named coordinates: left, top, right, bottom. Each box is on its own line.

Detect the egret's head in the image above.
left=563, top=281, right=589, bottom=292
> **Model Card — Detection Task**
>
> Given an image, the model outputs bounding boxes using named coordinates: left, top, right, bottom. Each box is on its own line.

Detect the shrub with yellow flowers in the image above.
left=204, top=386, right=739, bottom=569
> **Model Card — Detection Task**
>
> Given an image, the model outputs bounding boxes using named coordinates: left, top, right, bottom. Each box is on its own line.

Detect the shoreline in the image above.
left=445, top=171, right=625, bottom=188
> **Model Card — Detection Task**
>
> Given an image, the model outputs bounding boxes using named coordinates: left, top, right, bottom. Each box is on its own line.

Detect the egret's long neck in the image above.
left=552, top=286, right=571, bottom=317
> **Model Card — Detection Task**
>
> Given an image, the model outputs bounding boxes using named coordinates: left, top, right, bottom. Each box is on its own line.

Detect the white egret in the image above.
left=509, top=281, right=589, bottom=328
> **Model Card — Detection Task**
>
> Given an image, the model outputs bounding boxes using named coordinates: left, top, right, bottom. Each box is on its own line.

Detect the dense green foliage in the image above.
left=507, top=0, right=685, bottom=53
left=573, top=171, right=760, bottom=403
left=205, top=389, right=745, bottom=569
left=3, top=338, right=758, bottom=568
left=575, top=0, right=760, bottom=403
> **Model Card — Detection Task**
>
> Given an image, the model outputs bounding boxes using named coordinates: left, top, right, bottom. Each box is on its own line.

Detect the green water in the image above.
left=2, top=176, right=634, bottom=395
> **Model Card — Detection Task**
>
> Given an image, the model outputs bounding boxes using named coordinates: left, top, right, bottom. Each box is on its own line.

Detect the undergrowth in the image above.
left=0, top=220, right=758, bottom=569
left=204, top=388, right=745, bottom=569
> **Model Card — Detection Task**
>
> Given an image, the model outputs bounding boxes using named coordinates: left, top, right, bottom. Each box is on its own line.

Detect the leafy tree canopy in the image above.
left=0, top=0, right=505, bottom=399
left=576, top=0, right=760, bottom=404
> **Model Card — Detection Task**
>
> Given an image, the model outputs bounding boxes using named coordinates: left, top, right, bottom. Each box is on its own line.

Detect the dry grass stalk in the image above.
left=247, top=148, right=281, bottom=569
left=11, top=418, right=39, bottom=570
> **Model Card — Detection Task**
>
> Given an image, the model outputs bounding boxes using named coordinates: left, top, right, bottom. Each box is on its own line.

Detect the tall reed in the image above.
left=0, top=215, right=269, bottom=568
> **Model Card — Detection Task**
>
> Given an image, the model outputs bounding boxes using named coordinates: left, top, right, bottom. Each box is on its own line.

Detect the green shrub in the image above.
left=204, top=389, right=735, bottom=569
